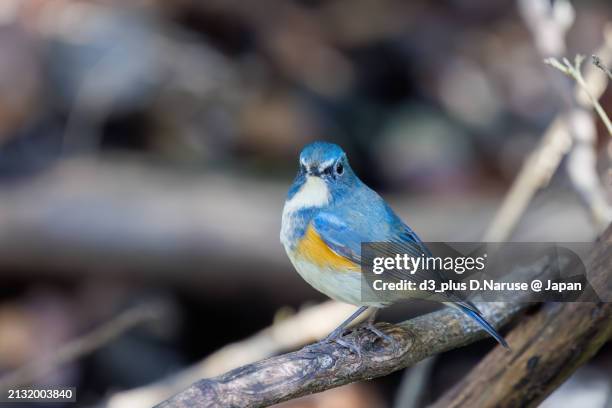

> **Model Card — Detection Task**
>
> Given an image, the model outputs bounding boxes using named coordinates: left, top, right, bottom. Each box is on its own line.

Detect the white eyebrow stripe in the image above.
left=318, top=159, right=335, bottom=171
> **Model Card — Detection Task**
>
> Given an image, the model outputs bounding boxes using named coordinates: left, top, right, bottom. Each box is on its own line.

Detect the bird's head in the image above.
left=299, top=141, right=348, bottom=178
left=285, top=141, right=356, bottom=208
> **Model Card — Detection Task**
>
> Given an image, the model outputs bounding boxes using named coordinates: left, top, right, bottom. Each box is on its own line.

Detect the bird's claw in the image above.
left=330, top=336, right=362, bottom=357
left=319, top=329, right=362, bottom=357
left=363, top=323, right=399, bottom=353
left=318, top=323, right=398, bottom=356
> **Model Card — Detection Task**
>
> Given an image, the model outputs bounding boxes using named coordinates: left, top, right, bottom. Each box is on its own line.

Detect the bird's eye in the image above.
left=334, top=161, right=344, bottom=176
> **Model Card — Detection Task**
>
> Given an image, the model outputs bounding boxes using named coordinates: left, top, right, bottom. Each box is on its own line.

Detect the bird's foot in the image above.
left=362, top=322, right=399, bottom=353
left=329, top=336, right=362, bottom=357
left=319, top=328, right=362, bottom=357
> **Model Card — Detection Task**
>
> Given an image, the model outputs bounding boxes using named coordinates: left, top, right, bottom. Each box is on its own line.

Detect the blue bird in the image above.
left=280, top=141, right=508, bottom=350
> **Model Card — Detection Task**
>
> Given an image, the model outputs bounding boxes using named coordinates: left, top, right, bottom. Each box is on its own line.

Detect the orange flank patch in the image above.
left=295, top=224, right=360, bottom=272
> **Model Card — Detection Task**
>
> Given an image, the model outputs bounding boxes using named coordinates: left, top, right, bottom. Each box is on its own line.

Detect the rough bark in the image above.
left=431, top=226, right=612, bottom=408
left=155, top=302, right=523, bottom=408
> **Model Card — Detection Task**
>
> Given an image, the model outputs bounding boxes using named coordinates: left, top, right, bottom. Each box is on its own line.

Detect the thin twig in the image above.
left=545, top=55, right=612, bottom=136
left=485, top=0, right=575, bottom=242
left=484, top=23, right=612, bottom=241
left=543, top=53, right=612, bottom=230
left=0, top=302, right=166, bottom=391
left=593, top=54, right=612, bottom=80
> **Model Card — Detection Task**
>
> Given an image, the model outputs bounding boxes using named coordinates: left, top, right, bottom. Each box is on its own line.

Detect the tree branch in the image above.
left=484, top=20, right=612, bottom=241
left=105, top=301, right=362, bottom=408
left=0, top=302, right=166, bottom=391
left=155, top=221, right=612, bottom=407
left=593, top=54, right=612, bottom=80
left=545, top=55, right=612, bottom=136
left=155, top=301, right=523, bottom=408
left=431, top=225, right=612, bottom=407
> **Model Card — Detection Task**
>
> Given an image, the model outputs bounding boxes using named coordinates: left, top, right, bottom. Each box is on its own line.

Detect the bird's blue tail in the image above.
left=453, top=302, right=509, bottom=349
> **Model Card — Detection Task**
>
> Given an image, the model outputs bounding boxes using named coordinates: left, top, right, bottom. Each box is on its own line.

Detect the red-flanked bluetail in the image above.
left=280, top=141, right=509, bottom=351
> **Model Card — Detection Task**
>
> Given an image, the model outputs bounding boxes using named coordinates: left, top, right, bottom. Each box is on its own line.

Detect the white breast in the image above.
left=285, top=251, right=383, bottom=307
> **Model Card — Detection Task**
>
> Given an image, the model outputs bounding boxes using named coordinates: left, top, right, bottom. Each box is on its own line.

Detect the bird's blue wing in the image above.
left=311, top=210, right=430, bottom=268
left=311, top=212, right=365, bottom=264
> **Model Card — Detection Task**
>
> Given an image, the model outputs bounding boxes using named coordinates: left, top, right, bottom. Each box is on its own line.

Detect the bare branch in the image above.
left=545, top=54, right=612, bottom=136
left=543, top=48, right=612, bottom=232
left=153, top=222, right=612, bottom=407
left=105, top=301, right=363, bottom=408
left=432, top=226, right=612, bottom=407
left=0, top=302, right=166, bottom=391
left=592, top=54, right=612, bottom=80
left=155, top=302, right=523, bottom=408
left=484, top=22, right=612, bottom=241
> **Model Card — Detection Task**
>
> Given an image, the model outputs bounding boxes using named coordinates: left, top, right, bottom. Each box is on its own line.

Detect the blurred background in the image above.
left=0, top=0, right=610, bottom=407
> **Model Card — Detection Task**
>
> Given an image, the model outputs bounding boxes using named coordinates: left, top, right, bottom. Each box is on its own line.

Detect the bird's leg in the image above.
left=320, top=306, right=369, bottom=355
left=324, top=306, right=369, bottom=341
left=363, top=308, right=398, bottom=351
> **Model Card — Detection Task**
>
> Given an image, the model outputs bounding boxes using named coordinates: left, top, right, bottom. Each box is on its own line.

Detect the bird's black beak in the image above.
left=306, top=166, right=320, bottom=177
